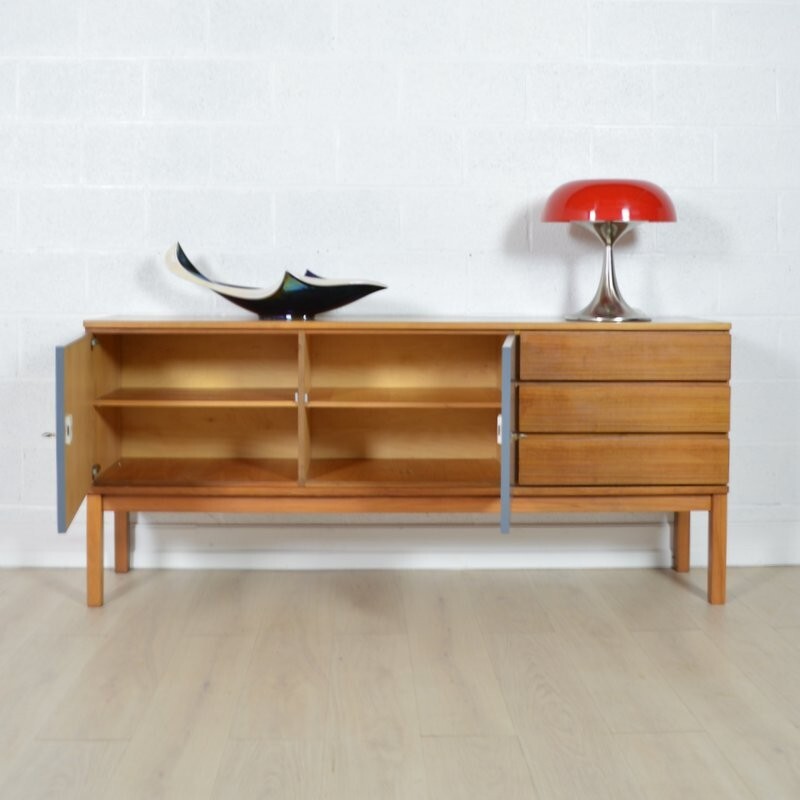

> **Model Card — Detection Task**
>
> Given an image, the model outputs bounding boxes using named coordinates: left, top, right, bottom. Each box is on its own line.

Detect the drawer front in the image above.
left=518, top=383, right=731, bottom=433
left=519, top=331, right=731, bottom=381
left=518, top=434, right=729, bottom=486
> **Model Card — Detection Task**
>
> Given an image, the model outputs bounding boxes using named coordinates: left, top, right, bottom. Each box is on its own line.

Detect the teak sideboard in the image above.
left=56, top=319, right=731, bottom=607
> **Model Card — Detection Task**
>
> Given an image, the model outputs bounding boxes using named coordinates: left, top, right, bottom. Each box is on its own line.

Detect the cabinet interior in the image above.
left=90, top=330, right=506, bottom=491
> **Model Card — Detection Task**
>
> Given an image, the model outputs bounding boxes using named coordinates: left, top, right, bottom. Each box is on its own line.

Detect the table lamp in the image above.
left=542, top=179, right=676, bottom=322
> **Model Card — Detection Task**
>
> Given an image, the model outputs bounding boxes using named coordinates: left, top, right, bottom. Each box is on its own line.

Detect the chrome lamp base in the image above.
left=567, top=221, right=650, bottom=323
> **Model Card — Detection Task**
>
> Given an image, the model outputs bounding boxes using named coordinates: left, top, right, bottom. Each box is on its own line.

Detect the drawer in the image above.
left=517, top=434, right=729, bottom=486
left=517, top=383, right=730, bottom=433
left=519, top=331, right=731, bottom=381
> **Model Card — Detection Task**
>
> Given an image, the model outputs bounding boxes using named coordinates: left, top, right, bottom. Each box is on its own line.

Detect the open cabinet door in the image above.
left=500, top=333, right=517, bottom=533
left=56, top=334, right=95, bottom=533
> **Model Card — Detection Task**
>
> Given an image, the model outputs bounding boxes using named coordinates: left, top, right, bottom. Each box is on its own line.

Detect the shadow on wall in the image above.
left=500, top=202, right=532, bottom=261
left=134, top=252, right=218, bottom=316
left=653, top=196, right=731, bottom=257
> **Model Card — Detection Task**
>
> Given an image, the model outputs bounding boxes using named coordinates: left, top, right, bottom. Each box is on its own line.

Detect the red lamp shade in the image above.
left=542, top=179, right=676, bottom=223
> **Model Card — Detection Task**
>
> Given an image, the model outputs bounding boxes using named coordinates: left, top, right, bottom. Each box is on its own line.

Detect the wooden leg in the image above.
left=672, top=511, right=690, bottom=573
left=114, top=511, right=130, bottom=574
left=86, top=494, right=104, bottom=608
left=708, top=494, right=728, bottom=605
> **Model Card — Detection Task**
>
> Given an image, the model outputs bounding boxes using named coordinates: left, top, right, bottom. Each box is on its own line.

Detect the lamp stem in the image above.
left=566, top=222, right=650, bottom=322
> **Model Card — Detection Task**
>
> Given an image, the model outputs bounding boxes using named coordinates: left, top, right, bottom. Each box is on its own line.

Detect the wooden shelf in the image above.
left=95, top=387, right=501, bottom=410
left=306, top=387, right=500, bottom=409
left=95, top=388, right=297, bottom=408
left=92, top=457, right=500, bottom=493
left=94, top=458, right=299, bottom=489
left=306, top=458, right=500, bottom=486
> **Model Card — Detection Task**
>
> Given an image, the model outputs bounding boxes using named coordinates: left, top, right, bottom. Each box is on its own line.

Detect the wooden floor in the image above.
left=2, top=566, right=800, bottom=799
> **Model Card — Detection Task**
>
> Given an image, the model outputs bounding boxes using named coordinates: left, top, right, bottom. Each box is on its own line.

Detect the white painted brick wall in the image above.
left=591, top=2, right=712, bottom=63
left=83, top=0, right=208, bottom=58
left=209, top=0, right=335, bottom=55
left=463, top=0, right=588, bottom=60
left=654, top=65, right=777, bottom=126
left=0, top=0, right=80, bottom=57
left=713, top=3, right=800, bottom=64
left=210, top=125, right=336, bottom=186
left=274, top=61, right=398, bottom=123
left=465, top=126, right=592, bottom=188
left=402, top=63, right=526, bottom=125
left=337, top=0, right=461, bottom=58
left=778, top=67, right=800, bottom=121
left=147, top=60, right=273, bottom=122
left=528, top=64, right=654, bottom=125
left=18, top=61, right=145, bottom=121
left=1, top=63, right=19, bottom=117
left=593, top=127, right=716, bottom=188
left=1, top=0, right=798, bottom=568
left=0, top=189, right=16, bottom=246
left=338, top=125, right=463, bottom=186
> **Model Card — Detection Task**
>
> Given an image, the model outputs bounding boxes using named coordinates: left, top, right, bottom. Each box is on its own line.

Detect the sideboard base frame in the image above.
left=87, top=489, right=727, bottom=608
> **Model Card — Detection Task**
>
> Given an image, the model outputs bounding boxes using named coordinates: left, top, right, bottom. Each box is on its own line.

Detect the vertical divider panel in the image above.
left=297, top=331, right=310, bottom=485
left=93, top=335, right=122, bottom=472
left=500, top=333, right=517, bottom=534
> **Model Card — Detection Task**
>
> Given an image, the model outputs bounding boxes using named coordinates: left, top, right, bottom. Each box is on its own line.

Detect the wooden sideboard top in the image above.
left=83, top=317, right=732, bottom=335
